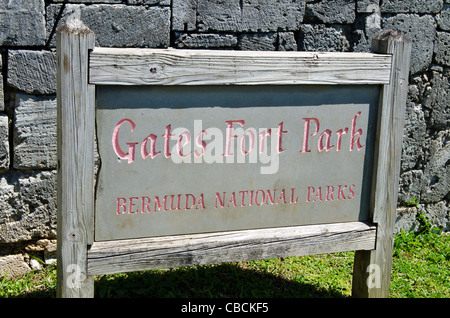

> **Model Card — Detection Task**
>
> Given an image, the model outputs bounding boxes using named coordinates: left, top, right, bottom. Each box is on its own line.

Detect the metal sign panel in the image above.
left=94, top=85, right=379, bottom=241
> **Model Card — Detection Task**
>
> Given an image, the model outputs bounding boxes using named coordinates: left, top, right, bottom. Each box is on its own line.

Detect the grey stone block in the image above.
left=0, top=115, right=9, bottom=172
left=305, top=0, right=355, bottom=24
left=299, top=24, right=350, bottom=52
left=13, top=94, right=57, bottom=170
left=173, top=0, right=198, bottom=31
left=197, top=0, right=306, bottom=32
left=0, top=170, right=57, bottom=244
left=421, top=130, right=450, bottom=203
left=382, top=14, right=436, bottom=74
left=278, top=32, right=297, bottom=51
left=437, top=4, right=450, bottom=31
left=174, top=33, right=237, bottom=49
left=0, top=254, right=31, bottom=279
left=46, top=4, right=170, bottom=48
left=408, top=75, right=426, bottom=103
left=353, top=29, right=370, bottom=52
left=352, top=10, right=382, bottom=52
left=80, top=5, right=170, bottom=47
left=398, top=170, right=425, bottom=205
left=238, top=33, right=277, bottom=51
left=357, top=0, right=380, bottom=13
left=394, top=207, right=420, bottom=234
left=396, top=201, right=449, bottom=233
left=381, top=0, right=443, bottom=14
left=423, top=70, right=449, bottom=129
left=402, top=100, right=426, bottom=171
left=52, top=0, right=171, bottom=4
left=0, top=0, right=46, bottom=46
left=53, top=0, right=122, bottom=2
left=434, top=31, right=450, bottom=66
left=0, top=65, right=3, bottom=112
left=7, top=50, right=56, bottom=95
left=424, top=201, right=449, bottom=231
left=128, top=0, right=171, bottom=4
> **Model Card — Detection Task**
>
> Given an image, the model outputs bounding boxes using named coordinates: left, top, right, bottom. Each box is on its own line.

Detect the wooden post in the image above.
left=352, top=30, right=412, bottom=297
left=56, top=19, right=95, bottom=298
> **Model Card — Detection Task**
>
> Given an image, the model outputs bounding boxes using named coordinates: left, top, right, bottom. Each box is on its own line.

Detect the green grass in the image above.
left=391, top=230, right=450, bottom=298
left=1, top=231, right=449, bottom=298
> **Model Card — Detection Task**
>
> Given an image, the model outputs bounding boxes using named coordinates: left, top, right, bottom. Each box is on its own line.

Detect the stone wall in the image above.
left=0, top=0, right=448, bottom=278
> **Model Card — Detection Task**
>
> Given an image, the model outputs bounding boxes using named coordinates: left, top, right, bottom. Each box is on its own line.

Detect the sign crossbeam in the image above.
left=89, top=47, right=392, bottom=86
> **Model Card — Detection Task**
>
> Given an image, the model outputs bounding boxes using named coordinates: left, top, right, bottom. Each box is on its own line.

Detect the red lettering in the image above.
left=128, top=197, right=139, bottom=214
left=350, top=112, right=364, bottom=151
left=258, top=129, right=271, bottom=153
left=141, top=133, right=160, bottom=159
left=227, top=192, right=237, bottom=207
left=313, top=187, right=322, bottom=202
left=195, top=194, right=206, bottom=209
left=300, top=118, right=320, bottom=153
left=115, top=194, right=206, bottom=214
left=255, top=189, right=266, bottom=206
left=318, top=129, right=334, bottom=152
left=276, top=122, right=288, bottom=154
left=194, top=130, right=207, bottom=157
left=154, top=195, right=168, bottom=211
left=239, top=190, right=248, bottom=206
left=170, top=194, right=182, bottom=211
left=348, top=184, right=356, bottom=199
left=306, top=186, right=315, bottom=202
left=223, top=120, right=245, bottom=156
left=215, top=192, right=225, bottom=208
left=240, top=129, right=255, bottom=155
left=338, top=185, right=347, bottom=200
left=336, top=128, right=348, bottom=152
left=162, top=124, right=174, bottom=158
left=185, top=194, right=196, bottom=210
left=141, top=197, right=151, bottom=213
left=307, top=184, right=355, bottom=202
left=125, top=143, right=138, bottom=163
left=177, top=131, right=191, bottom=157
left=277, top=189, right=287, bottom=204
left=116, top=197, right=127, bottom=214
left=249, top=190, right=254, bottom=206
left=326, top=186, right=335, bottom=201
left=266, top=189, right=276, bottom=205
left=112, top=118, right=137, bottom=163
left=290, top=188, right=299, bottom=204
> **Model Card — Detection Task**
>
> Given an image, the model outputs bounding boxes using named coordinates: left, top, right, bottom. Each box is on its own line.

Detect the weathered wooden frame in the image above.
left=56, top=20, right=411, bottom=298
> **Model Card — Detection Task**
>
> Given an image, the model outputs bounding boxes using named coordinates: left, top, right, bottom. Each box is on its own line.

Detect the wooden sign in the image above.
left=56, top=19, right=411, bottom=298
left=95, top=85, right=379, bottom=241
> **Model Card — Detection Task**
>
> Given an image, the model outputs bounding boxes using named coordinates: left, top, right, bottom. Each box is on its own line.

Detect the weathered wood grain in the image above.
left=87, top=221, right=376, bottom=276
left=89, top=48, right=392, bottom=86
left=352, top=30, right=412, bottom=298
left=56, top=19, right=96, bottom=298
